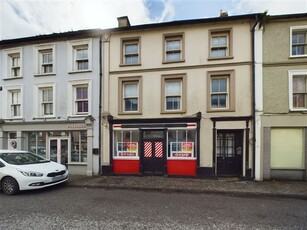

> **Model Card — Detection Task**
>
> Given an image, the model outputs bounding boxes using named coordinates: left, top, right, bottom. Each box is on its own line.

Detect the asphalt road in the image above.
left=1, top=185, right=307, bottom=230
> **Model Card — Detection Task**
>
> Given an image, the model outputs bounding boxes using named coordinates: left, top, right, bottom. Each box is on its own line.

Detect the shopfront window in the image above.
left=167, top=129, right=196, bottom=158
left=28, top=132, right=47, bottom=158
left=113, top=130, right=139, bottom=158
left=71, top=131, right=87, bottom=163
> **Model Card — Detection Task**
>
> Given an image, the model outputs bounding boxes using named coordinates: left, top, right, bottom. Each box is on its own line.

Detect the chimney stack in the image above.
left=117, top=16, right=131, bottom=28
left=220, top=9, right=228, bottom=17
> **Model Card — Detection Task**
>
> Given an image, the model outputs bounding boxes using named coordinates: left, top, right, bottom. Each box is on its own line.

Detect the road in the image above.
left=0, top=185, right=307, bottom=230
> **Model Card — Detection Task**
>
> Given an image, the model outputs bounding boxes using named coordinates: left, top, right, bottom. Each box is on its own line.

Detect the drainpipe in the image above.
left=98, top=35, right=102, bottom=174
left=251, top=15, right=260, bottom=180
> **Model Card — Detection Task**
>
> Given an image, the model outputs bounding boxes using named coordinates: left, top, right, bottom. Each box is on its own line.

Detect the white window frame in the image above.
left=3, top=48, right=22, bottom=78
left=165, top=79, right=182, bottom=111
left=67, top=80, right=92, bottom=116
left=4, top=86, right=23, bottom=119
left=67, top=39, right=92, bottom=73
left=33, top=83, right=56, bottom=118
left=34, top=44, right=56, bottom=75
left=290, top=25, right=307, bottom=58
left=289, top=70, right=307, bottom=111
left=164, top=34, right=184, bottom=63
left=122, top=39, right=140, bottom=65
left=210, top=76, right=229, bottom=109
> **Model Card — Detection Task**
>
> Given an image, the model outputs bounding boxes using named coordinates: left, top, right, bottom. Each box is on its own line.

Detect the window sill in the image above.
left=161, top=110, right=186, bottom=114
left=162, top=59, right=185, bottom=64
left=207, top=108, right=235, bottom=113
left=119, top=63, right=141, bottom=67
left=34, top=73, right=56, bottom=77
left=289, top=108, right=307, bottom=112
left=3, top=77, right=23, bottom=80
left=289, top=55, right=307, bottom=59
left=118, top=112, right=142, bottom=115
left=68, top=69, right=92, bottom=74
left=208, top=56, right=234, bottom=61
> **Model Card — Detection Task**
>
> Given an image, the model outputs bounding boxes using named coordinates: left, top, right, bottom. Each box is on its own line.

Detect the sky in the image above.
left=0, top=0, right=307, bottom=40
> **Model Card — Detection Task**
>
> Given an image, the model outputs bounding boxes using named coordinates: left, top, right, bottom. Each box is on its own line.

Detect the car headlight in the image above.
left=18, top=170, right=43, bottom=177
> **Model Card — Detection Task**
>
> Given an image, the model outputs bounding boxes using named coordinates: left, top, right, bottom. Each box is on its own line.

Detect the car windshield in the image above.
left=0, top=151, right=50, bottom=165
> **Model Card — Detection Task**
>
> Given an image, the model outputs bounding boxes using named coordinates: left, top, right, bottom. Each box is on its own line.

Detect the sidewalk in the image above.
left=67, top=175, right=307, bottom=199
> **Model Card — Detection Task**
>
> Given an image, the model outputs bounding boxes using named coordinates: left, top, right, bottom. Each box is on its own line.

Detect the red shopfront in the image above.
left=109, top=117, right=200, bottom=176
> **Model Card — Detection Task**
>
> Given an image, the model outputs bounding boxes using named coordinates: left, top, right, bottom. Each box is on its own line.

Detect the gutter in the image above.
left=98, top=36, right=103, bottom=174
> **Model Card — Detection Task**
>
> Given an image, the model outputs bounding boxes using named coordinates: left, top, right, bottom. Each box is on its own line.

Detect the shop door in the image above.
left=142, top=130, right=166, bottom=175
left=49, top=138, right=68, bottom=165
left=216, top=130, right=243, bottom=175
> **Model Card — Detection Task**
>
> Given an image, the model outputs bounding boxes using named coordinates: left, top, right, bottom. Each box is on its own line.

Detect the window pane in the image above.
left=166, top=96, right=180, bottom=110
left=212, top=36, right=227, bottom=47
left=166, top=81, right=181, bottom=96
left=166, top=40, right=180, bottom=50
left=124, top=83, right=138, bottom=97
left=77, top=48, right=88, bottom=59
left=166, top=52, right=180, bottom=62
left=77, top=60, right=89, bottom=70
left=43, top=52, right=52, bottom=63
left=124, top=98, right=138, bottom=111
left=293, top=94, right=305, bottom=108
left=293, top=77, right=306, bottom=93
left=125, top=55, right=138, bottom=64
left=76, top=87, right=88, bottom=99
left=125, top=44, right=138, bottom=54
left=212, top=78, right=227, bottom=93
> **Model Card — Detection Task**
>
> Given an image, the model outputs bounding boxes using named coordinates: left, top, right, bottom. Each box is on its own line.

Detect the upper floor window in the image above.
left=34, top=44, right=55, bottom=75
left=3, top=48, right=22, bottom=78
left=289, top=70, right=307, bottom=110
left=291, top=26, right=307, bottom=57
left=119, top=77, right=142, bottom=114
left=75, top=45, right=89, bottom=70
left=207, top=70, right=235, bottom=112
left=75, top=85, right=88, bottom=114
left=10, top=89, right=21, bottom=117
left=41, top=87, right=53, bottom=116
left=161, top=75, right=186, bottom=114
left=163, top=33, right=184, bottom=63
left=121, top=38, right=140, bottom=65
left=209, top=29, right=232, bottom=59
left=68, top=39, right=92, bottom=72
left=10, top=53, right=21, bottom=77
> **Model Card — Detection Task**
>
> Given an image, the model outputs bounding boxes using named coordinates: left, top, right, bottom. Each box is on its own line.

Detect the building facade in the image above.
left=0, top=30, right=102, bottom=176
left=257, top=13, right=307, bottom=181
left=101, top=15, right=260, bottom=178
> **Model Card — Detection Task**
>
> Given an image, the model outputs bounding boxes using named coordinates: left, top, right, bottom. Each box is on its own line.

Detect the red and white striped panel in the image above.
left=144, top=142, right=152, bottom=158
left=155, top=142, right=163, bottom=158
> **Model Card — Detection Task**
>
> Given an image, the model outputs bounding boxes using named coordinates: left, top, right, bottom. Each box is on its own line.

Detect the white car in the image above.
left=0, top=150, right=68, bottom=195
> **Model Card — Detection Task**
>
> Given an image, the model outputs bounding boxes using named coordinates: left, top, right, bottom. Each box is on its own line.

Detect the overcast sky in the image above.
left=1, top=0, right=307, bottom=40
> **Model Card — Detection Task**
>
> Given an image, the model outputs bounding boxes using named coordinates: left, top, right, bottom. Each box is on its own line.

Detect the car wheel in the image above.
left=1, top=177, right=19, bottom=195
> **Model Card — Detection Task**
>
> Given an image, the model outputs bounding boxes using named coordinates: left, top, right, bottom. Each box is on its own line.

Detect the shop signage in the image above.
left=67, top=124, right=87, bottom=129
left=117, top=142, right=138, bottom=157
left=170, top=142, right=194, bottom=158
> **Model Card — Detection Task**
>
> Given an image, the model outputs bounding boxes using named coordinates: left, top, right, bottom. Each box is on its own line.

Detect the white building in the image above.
left=0, top=30, right=102, bottom=175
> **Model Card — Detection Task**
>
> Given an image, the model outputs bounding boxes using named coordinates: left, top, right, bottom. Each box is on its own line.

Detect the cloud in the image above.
left=0, top=0, right=154, bottom=40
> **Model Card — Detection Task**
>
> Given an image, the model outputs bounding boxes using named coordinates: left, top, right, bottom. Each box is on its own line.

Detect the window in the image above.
left=163, top=33, right=184, bottom=63
left=3, top=48, right=22, bottom=78
left=28, top=132, right=47, bottom=158
left=289, top=71, right=307, bottom=110
left=68, top=39, right=92, bottom=72
left=121, top=38, right=140, bottom=65
left=161, top=75, right=186, bottom=113
left=75, top=46, right=89, bottom=70
left=113, top=130, right=139, bottom=158
left=209, top=29, right=232, bottom=59
left=41, top=50, right=53, bottom=73
left=211, top=77, right=228, bottom=109
left=34, top=44, right=55, bottom=75
left=71, top=131, right=87, bottom=163
left=119, top=77, right=142, bottom=114
left=10, top=90, right=21, bottom=117
left=291, top=26, right=307, bottom=56
left=75, top=85, right=88, bottom=114
left=10, top=53, right=21, bottom=77
left=41, top=87, right=53, bottom=115
left=207, top=70, right=235, bottom=112
left=167, top=129, right=197, bottom=159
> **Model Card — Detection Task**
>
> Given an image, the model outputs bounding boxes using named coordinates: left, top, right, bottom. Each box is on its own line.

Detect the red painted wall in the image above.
left=167, top=160, right=197, bottom=176
left=113, top=159, right=140, bottom=174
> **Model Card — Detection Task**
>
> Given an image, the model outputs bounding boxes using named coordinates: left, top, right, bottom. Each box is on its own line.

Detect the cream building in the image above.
left=101, top=14, right=261, bottom=178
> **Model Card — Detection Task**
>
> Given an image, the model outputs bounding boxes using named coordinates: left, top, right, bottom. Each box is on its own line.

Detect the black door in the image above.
left=216, top=130, right=243, bottom=175
left=141, top=130, right=166, bottom=175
